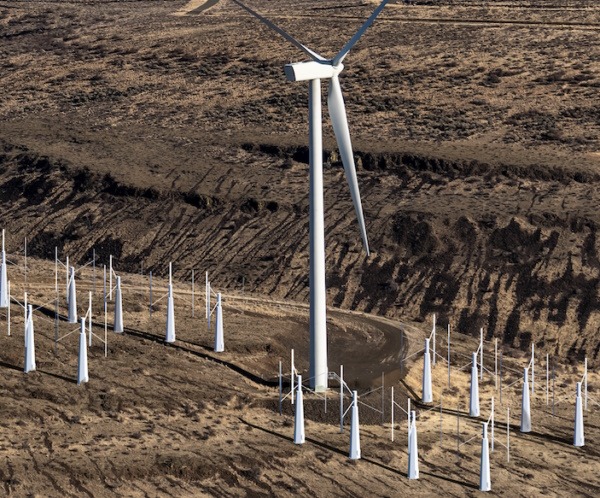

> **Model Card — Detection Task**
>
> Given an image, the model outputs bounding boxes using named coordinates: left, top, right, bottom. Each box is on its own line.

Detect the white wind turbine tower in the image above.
left=233, top=0, right=387, bottom=391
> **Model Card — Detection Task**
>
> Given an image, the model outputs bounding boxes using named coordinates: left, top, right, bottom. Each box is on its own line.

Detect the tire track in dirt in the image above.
left=231, top=12, right=600, bottom=30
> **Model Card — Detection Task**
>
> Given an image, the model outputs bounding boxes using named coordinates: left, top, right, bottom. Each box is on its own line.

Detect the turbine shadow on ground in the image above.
left=239, top=416, right=480, bottom=490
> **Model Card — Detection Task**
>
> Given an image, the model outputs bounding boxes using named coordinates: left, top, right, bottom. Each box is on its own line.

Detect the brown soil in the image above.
left=0, top=0, right=599, bottom=495
left=1, top=257, right=599, bottom=497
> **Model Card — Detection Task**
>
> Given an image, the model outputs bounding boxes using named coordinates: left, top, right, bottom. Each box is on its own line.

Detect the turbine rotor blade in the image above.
left=332, top=0, right=389, bottom=67
left=232, top=0, right=325, bottom=62
left=327, top=76, right=370, bottom=255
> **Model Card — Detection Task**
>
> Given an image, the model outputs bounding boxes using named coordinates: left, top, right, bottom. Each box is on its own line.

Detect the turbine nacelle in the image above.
left=284, top=61, right=343, bottom=82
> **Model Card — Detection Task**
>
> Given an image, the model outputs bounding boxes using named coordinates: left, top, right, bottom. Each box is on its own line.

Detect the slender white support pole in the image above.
left=78, top=317, right=89, bottom=385
left=68, top=267, right=77, bottom=323
left=205, top=271, right=209, bottom=319
left=92, top=248, right=96, bottom=294
left=408, top=411, right=419, bottom=479
left=407, top=398, right=411, bottom=439
left=54, top=246, right=58, bottom=294
left=291, top=349, right=295, bottom=405
left=149, top=271, right=153, bottom=317
left=0, top=229, right=8, bottom=308
left=278, top=360, right=283, bottom=415
left=191, top=269, right=195, bottom=318
left=495, top=339, right=498, bottom=391
left=103, top=265, right=106, bottom=305
left=165, top=282, right=175, bottom=343
left=491, top=397, right=495, bottom=452
left=65, top=255, right=69, bottom=302
left=114, top=276, right=123, bottom=333
left=480, top=327, right=484, bottom=381
left=104, top=273, right=108, bottom=351
left=531, top=343, right=535, bottom=394
left=584, top=357, right=588, bottom=411
left=470, top=352, right=480, bottom=417
left=349, top=390, right=360, bottom=459
left=546, top=354, right=549, bottom=406
left=294, top=374, right=305, bottom=444
left=214, top=292, right=224, bottom=352
left=340, top=365, right=344, bottom=433
left=24, top=236, right=27, bottom=290
left=422, top=338, right=433, bottom=403
left=207, top=281, right=211, bottom=330
left=109, top=255, right=113, bottom=301
left=507, top=406, right=510, bottom=463
left=7, top=280, right=11, bottom=336
left=391, top=386, right=395, bottom=442
left=24, top=292, right=27, bottom=330
left=24, top=305, right=36, bottom=373
left=88, top=291, right=92, bottom=346
left=480, top=422, right=491, bottom=492
left=381, top=372, right=385, bottom=426
left=521, top=367, right=531, bottom=433
left=447, top=324, right=451, bottom=388
left=432, top=313, right=436, bottom=366
left=574, top=382, right=584, bottom=447
left=308, top=77, right=328, bottom=393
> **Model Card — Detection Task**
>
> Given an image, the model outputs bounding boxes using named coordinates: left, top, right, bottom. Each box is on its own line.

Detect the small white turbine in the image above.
left=521, top=367, right=531, bottom=433
left=294, top=374, right=305, bottom=444
left=114, top=275, right=123, bottom=333
left=165, top=265, right=176, bottom=343
left=574, top=382, right=584, bottom=447
left=422, top=338, right=432, bottom=403
left=67, top=266, right=77, bottom=324
left=78, top=317, right=89, bottom=385
left=349, top=390, right=361, bottom=460
left=214, top=292, right=224, bottom=352
left=480, top=422, right=491, bottom=491
left=470, top=352, right=480, bottom=417
left=0, top=229, right=8, bottom=308
left=24, top=305, right=36, bottom=373
left=234, top=0, right=388, bottom=392
left=407, top=411, right=419, bottom=479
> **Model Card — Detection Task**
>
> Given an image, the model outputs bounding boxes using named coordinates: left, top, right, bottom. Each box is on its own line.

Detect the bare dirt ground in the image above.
left=0, top=0, right=600, bottom=495
left=1, top=257, right=599, bottom=497
left=1, top=0, right=600, bottom=365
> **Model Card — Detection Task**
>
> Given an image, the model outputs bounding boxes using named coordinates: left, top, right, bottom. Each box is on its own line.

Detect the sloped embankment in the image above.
left=1, top=140, right=599, bottom=364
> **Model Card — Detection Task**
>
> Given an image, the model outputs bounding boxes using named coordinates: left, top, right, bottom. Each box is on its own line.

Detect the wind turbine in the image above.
left=233, top=0, right=387, bottom=391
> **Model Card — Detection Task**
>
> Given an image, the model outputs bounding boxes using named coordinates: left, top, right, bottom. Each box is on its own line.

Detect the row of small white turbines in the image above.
left=0, top=231, right=226, bottom=381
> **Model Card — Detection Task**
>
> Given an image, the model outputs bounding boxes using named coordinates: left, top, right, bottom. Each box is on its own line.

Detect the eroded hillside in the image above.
left=2, top=136, right=600, bottom=365
left=0, top=0, right=599, bottom=365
